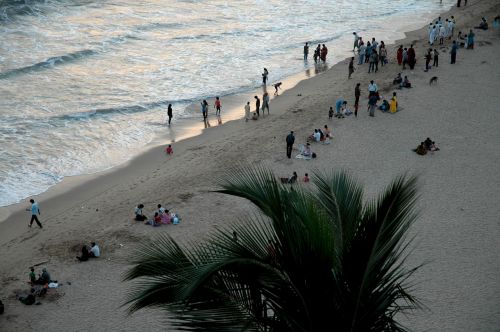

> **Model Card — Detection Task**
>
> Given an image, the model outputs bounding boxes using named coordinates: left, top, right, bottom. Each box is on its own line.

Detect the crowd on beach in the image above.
left=7, top=2, right=498, bottom=319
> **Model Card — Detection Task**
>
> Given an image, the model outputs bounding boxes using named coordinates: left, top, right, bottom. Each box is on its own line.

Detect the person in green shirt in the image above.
left=29, top=267, right=36, bottom=285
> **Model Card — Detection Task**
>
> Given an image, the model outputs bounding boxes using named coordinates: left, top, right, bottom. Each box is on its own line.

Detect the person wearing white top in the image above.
left=89, top=242, right=100, bottom=258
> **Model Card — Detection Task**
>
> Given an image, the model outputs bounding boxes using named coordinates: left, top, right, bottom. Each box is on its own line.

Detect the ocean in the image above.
left=0, top=0, right=453, bottom=207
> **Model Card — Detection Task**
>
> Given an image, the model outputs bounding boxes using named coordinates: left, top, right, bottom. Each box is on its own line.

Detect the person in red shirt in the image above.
left=214, top=96, right=222, bottom=116
left=165, top=144, right=173, bottom=155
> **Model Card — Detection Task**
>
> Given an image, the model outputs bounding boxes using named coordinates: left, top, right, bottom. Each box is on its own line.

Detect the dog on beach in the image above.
left=429, top=76, right=438, bottom=85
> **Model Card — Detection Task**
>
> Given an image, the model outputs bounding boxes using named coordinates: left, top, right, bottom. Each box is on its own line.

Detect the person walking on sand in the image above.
left=354, top=83, right=361, bottom=117
left=262, top=92, right=270, bottom=115
left=303, top=42, right=309, bottom=60
left=244, top=101, right=251, bottom=122
left=396, top=45, right=403, bottom=65
left=262, top=68, right=269, bottom=85
left=379, top=44, right=387, bottom=66
left=254, top=95, right=261, bottom=117
left=167, top=104, right=173, bottom=125
left=286, top=131, right=295, bottom=159
left=348, top=57, right=355, bottom=79
left=214, top=96, right=222, bottom=116
left=27, top=199, right=42, bottom=228
left=450, top=40, right=458, bottom=64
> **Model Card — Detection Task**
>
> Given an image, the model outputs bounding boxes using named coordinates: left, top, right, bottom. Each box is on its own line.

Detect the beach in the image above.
left=1, top=0, right=500, bottom=331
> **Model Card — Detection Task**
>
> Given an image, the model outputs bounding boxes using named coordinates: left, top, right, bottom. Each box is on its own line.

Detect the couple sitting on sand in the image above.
left=308, top=125, right=332, bottom=143
left=414, top=137, right=440, bottom=155
left=281, top=172, right=309, bottom=184
left=76, top=242, right=100, bottom=261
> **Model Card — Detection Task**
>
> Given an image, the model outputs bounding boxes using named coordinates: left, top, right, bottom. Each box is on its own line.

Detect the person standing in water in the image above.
left=167, top=104, right=173, bottom=125
left=254, top=95, right=261, bottom=116
left=262, top=68, right=269, bottom=85
left=303, top=42, right=309, bottom=60
left=214, top=97, right=222, bottom=116
left=27, top=199, right=42, bottom=228
left=201, top=100, right=208, bottom=120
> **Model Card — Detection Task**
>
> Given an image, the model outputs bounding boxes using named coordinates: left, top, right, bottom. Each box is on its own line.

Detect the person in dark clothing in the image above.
left=19, top=289, right=36, bottom=305
left=0, top=300, right=4, bottom=314
left=348, top=57, right=355, bottom=78
left=433, top=49, right=439, bottom=67
left=34, top=268, right=50, bottom=285
left=254, top=96, right=261, bottom=116
left=286, top=131, right=295, bottom=159
left=451, top=41, right=458, bottom=64
left=407, top=45, right=416, bottom=70
left=76, top=245, right=89, bottom=262
left=425, top=49, right=432, bottom=71
left=167, top=104, right=173, bottom=125
left=354, top=83, right=361, bottom=117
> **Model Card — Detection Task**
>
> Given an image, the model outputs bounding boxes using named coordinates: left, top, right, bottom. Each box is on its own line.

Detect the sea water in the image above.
left=0, top=0, right=453, bottom=206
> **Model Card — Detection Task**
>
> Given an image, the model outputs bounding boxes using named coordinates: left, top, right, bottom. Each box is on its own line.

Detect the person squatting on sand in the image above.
left=76, top=242, right=100, bottom=261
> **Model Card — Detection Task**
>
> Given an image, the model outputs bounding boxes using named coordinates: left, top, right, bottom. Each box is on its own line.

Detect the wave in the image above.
left=0, top=49, right=96, bottom=80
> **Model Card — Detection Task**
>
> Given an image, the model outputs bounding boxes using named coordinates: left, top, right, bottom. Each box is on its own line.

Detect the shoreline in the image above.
left=0, top=2, right=454, bottom=221
left=2, top=1, right=500, bottom=330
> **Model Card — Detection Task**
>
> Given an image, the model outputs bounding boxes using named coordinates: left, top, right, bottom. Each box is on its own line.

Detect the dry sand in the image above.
left=1, top=0, right=500, bottom=330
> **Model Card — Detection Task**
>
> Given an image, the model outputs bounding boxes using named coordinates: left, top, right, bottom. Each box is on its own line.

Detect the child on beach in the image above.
left=214, top=97, right=222, bottom=116
left=303, top=173, right=310, bottom=183
left=328, top=107, right=334, bottom=120
left=165, top=144, right=173, bottom=155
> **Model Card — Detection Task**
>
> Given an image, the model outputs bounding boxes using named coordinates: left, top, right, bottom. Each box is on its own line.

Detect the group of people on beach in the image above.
left=135, top=203, right=180, bottom=226
left=303, top=43, right=329, bottom=63
left=353, top=33, right=389, bottom=73
left=414, top=138, right=440, bottom=155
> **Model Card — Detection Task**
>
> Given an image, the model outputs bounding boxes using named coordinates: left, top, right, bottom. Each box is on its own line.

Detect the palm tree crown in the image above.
left=124, top=168, right=421, bottom=331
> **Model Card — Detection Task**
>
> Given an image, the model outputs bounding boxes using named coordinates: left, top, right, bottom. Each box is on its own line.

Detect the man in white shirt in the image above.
left=368, top=80, right=378, bottom=97
left=313, top=130, right=321, bottom=142
left=89, top=242, right=100, bottom=258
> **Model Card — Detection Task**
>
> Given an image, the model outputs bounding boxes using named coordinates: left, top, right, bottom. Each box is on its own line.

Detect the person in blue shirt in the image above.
left=335, top=99, right=347, bottom=118
left=27, top=199, right=42, bottom=228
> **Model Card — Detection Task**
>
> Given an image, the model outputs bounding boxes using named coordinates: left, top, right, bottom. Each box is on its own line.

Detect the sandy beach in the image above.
left=1, top=0, right=500, bottom=331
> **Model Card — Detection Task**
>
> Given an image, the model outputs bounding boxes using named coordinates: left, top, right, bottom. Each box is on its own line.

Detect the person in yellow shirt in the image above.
left=390, top=92, right=398, bottom=113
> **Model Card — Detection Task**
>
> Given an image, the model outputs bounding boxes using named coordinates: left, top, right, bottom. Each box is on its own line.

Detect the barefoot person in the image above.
left=214, top=97, right=222, bottom=116
left=27, top=199, right=42, bottom=228
left=348, top=57, right=355, bottom=79
left=167, top=104, right=173, bottom=125
left=286, top=131, right=295, bottom=159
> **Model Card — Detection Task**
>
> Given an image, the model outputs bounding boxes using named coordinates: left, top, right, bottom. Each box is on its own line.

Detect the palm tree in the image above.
left=124, top=168, right=422, bottom=331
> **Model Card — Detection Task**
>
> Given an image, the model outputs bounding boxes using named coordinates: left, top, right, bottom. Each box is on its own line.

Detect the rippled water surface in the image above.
left=0, top=0, right=453, bottom=206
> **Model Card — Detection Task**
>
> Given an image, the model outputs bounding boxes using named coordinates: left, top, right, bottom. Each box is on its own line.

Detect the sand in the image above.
left=1, top=0, right=500, bottom=330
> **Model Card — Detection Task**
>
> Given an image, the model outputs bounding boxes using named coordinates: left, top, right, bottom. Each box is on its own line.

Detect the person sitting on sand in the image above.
left=475, top=17, right=488, bottom=30
left=302, top=143, right=312, bottom=158
left=165, top=144, right=173, bottom=155
left=393, top=73, right=402, bottom=85
left=323, top=125, right=331, bottom=138
left=135, top=204, right=147, bottom=221
left=251, top=112, right=258, bottom=120
left=379, top=99, right=390, bottom=112
left=34, top=268, right=51, bottom=285
left=18, top=288, right=36, bottom=305
left=335, top=99, right=347, bottom=118
left=429, top=141, right=440, bottom=152
left=414, top=142, right=428, bottom=156
left=288, top=171, right=298, bottom=184
left=89, top=242, right=100, bottom=258
left=76, top=245, right=89, bottom=261
left=145, top=212, right=161, bottom=226
left=160, top=209, right=171, bottom=224
left=303, top=173, right=310, bottom=183
left=401, top=76, right=411, bottom=88
left=390, top=92, right=398, bottom=113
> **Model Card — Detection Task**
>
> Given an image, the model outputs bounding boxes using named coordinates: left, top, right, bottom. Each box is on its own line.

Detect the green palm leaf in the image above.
left=124, top=168, right=423, bottom=331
